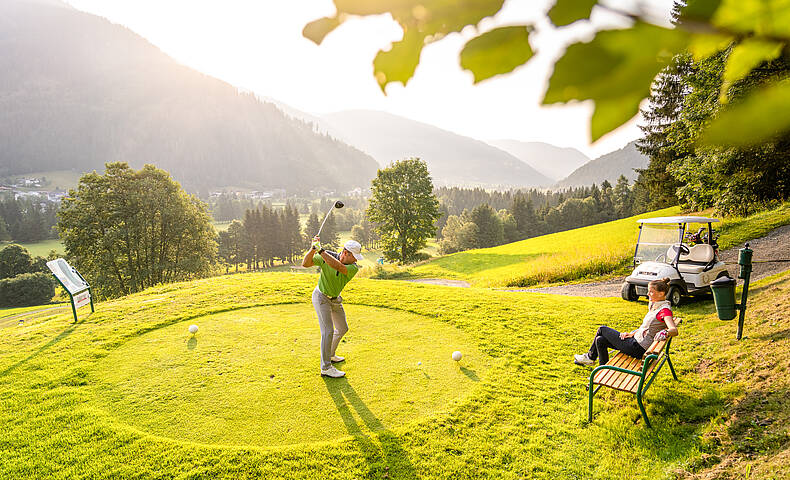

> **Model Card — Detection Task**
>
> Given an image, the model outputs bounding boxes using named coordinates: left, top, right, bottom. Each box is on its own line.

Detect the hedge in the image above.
left=0, top=272, right=55, bottom=307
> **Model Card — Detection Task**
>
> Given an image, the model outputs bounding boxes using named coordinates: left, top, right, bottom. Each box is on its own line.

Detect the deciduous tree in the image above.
left=367, top=158, right=440, bottom=263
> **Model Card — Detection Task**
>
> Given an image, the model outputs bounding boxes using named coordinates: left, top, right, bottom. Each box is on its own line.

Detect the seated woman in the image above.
left=574, top=277, right=679, bottom=366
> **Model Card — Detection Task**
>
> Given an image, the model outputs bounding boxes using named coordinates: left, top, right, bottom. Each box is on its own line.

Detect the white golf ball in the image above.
left=452, top=351, right=463, bottom=362
left=417, top=361, right=422, bottom=366
left=188, top=324, right=198, bottom=334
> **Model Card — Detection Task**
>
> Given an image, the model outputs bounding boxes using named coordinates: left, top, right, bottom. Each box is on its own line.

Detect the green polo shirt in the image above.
left=313, top=252, right=359, bottom=297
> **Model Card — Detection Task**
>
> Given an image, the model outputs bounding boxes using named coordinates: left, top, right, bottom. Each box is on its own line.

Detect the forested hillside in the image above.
left=0, top=0, right=378, bottom=194
left=557, top=141, right=648, bottom=187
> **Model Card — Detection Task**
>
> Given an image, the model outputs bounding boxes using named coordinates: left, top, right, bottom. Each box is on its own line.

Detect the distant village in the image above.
left=0, top=177, right=66, bottom=203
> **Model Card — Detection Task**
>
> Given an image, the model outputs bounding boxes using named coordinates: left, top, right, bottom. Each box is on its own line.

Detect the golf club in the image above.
left=316, top=200, right=344, bottom=237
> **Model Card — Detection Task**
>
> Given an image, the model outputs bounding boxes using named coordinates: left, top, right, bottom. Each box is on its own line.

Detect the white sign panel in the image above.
left=73, top=290, right=91, bottom=310
left=46, top=259, right=88, bottom=295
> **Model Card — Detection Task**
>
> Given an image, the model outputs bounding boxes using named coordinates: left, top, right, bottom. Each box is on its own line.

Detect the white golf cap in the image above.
left=343, top=240, right=364, bottom=261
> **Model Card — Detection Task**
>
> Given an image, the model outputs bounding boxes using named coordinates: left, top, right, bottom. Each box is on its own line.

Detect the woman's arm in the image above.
left=663, top=316, right=678, bottom=337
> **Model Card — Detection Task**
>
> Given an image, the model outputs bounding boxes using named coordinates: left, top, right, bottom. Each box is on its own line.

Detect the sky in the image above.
left=63, top=0, right=675, bottom=159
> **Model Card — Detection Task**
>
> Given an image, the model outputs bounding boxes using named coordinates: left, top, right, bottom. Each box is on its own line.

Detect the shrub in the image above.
left=0, top=272, right=55, bottom=307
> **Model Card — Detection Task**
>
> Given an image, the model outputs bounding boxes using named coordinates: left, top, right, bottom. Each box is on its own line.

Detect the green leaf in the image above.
left=460, top=26, right=532, bottom=83
left=703, top=79, right=790, bottom=146
left=590, top=95, right=643, bottom=143
left=688, top=33, right=733, bottom=61
left=720, top=38, right=783, bottom=102
left=543, top=22, right=690, bottom=141
left=679, top=0, right=723, bottom=22
left=373, top=28, right=426, bottom=90
left=548, top=0, right=597, bottom=27
left=713, top=0, right=790, bottom=39
left=305, top=1, right=506, bottom=90
left=303, top=16, right=342, bottom=45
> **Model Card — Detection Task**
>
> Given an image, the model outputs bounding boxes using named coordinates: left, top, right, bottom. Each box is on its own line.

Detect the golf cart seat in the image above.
left=676, top=244, right=715, bottom=273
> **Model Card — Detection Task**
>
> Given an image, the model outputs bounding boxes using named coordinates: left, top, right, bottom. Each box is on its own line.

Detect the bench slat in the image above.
left=593, top=352, right=631, bottom=385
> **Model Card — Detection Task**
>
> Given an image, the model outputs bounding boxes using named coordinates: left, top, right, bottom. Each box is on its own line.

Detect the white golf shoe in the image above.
left=321, top=365, right=346, bottom=378
left=331, top=355, right=345, bottom=363
left=574, top=353, right=595, bottom=366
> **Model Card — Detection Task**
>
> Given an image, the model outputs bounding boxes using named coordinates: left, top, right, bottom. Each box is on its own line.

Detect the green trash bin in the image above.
left=711, top=275, right=737, bottom=320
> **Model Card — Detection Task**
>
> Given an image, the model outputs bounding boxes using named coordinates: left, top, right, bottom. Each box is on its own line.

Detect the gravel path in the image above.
left=510, top=224, right=790, bottom=298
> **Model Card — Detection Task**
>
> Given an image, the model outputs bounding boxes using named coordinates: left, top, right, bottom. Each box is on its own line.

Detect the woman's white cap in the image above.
left=344, top=240, right=364, bottom=261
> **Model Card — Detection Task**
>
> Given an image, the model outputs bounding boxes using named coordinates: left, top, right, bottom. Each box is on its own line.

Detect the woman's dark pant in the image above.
left=587, top=326, right=645, bottom=365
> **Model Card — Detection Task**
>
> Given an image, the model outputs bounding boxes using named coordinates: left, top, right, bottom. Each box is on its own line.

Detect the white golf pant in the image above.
left=312, top=287, right=349, bottom=370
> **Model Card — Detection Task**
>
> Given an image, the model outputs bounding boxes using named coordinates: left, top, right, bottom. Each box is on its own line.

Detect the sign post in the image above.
left=46, top=259, right=94, bottom=323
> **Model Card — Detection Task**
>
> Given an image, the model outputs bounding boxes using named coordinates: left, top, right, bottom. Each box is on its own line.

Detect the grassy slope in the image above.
left=1, top=270, right=788, bottom=479
left=410, top=202, right=790, bottom=287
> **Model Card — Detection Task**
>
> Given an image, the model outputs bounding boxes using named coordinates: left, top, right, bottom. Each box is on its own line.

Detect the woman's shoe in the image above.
left=574, top=353, right=595, bottom=366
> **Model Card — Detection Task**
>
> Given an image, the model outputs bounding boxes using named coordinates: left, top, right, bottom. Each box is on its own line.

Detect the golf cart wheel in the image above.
left=621, top=282, right=638, bottom=301
left=667, top=286, right=682, bottom=306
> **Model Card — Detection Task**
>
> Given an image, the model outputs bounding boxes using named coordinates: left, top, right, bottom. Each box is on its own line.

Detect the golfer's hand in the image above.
left=311, top=236, right=321, bottom=251
left=620, top=332, right=632, bottom=340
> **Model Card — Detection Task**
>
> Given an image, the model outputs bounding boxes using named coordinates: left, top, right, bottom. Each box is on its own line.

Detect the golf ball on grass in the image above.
left=452, top=351, right=463, bottom=362
left=188, top=324, right=198, bottom=334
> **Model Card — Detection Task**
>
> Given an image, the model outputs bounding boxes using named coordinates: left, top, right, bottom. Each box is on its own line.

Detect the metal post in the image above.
left=736, top=243, right=753, bottom=340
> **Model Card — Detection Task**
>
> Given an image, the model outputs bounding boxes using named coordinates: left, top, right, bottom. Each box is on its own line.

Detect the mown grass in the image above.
left=408, top=202, right=790, bottom=287
left=2, top=269, right=788, bottom=479
left=0, top=238, right=65, bottom=257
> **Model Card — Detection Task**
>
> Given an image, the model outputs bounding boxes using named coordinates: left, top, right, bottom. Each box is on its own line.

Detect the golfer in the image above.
left=302, top=236, right=364, bottom=378
left=574, top=277, right=678, bottom=366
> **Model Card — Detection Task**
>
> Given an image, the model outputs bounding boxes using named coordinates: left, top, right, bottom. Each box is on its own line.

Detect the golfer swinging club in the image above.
left=302, top=236, right=363, bottom=378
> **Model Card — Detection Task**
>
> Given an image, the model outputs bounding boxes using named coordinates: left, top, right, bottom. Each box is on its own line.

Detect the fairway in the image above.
left=89, top=304, right=488, bottom=447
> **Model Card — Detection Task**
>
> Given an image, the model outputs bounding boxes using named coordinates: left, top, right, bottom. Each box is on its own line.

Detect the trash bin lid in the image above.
left=711, top=275, right=736, bottom=287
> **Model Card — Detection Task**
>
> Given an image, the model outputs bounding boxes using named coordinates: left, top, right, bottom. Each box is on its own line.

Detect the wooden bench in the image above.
left=587, top=319, right=682, bottom=428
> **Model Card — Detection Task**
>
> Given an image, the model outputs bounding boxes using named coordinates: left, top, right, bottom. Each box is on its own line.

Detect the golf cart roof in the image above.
left=637, top=216, right=720, bottom=224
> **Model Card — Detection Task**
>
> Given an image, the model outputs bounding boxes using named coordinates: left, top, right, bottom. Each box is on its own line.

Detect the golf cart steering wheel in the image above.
left=655, top=253, right=666, bottom=262
left=677, top=244, right=690, bottom=255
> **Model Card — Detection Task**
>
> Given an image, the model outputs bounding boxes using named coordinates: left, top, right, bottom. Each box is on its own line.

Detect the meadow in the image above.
left=407, top=203, right=790, bottom=287
left=1, top=269, right=788, bottom=479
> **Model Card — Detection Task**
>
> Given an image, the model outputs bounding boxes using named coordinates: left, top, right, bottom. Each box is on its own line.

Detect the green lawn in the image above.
left=409, top=203, right=790, bottom=287
left=2, top=270, right=788, bottom=478
left=0, top=239, right=65, bottom=257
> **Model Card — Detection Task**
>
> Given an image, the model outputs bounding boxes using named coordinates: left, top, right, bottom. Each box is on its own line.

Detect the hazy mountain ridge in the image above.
left=486, top=140, right=590, bottom=181
left=0, top=0, right=378, bottom=193
left=556, top=140, right=648, bottom=187
left=321, top=110, right=553, bottom=188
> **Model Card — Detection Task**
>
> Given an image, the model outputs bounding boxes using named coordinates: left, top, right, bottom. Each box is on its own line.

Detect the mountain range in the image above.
left=321, top=110, right=553, bottom=187
left=555, top=140, right=648, bottom=187
left=0, top=0, right=378, bottom=194
left=486, top=140, right=590, bottom=181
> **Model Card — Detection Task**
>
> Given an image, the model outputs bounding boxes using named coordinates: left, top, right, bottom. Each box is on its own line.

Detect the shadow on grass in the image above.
left=323, top=377, right=418, bottom=479
left=187, top=337, right=197, bottom=350
left=0, top=319, right=83, bottom=377
left=460, top=366, right=479, bottom=382
left=624, top=385, right=728, bottom=462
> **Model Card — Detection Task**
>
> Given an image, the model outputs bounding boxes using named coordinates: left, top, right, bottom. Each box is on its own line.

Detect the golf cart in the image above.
left=621, top=216, right=729, bottom=306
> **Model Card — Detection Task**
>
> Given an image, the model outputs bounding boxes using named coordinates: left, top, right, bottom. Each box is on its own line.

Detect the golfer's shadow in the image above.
left=322, top=378, right=417, bottom=479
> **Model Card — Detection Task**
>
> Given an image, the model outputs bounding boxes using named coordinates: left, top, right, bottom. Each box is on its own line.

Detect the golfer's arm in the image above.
left=320, top=251, right=348, bottom=275
left=302, top=248, right=316, bottom=268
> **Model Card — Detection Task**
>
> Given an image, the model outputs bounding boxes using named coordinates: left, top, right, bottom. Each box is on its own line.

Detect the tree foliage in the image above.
left=58, top=163, right=217, bottom=298
left=303, top=0, right=790, bottom=145
left=367, top=158, right=440, bottom=263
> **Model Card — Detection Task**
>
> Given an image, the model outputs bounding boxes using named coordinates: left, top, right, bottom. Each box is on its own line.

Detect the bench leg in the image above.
left=588, top=375, right=595, bottom=423
left=636, top=391, right=651, bottom=428
left=666, top=354, right=678, bottom=381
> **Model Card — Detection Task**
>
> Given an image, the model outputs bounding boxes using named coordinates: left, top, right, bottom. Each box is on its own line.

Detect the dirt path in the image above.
left=0, top=304, right=69, bottom=329
left=510, top=224, right=790, bottom=298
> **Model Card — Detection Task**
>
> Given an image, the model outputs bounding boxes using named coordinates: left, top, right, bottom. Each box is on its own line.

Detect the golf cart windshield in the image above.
left=635, top=224, right=681, bottom=265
